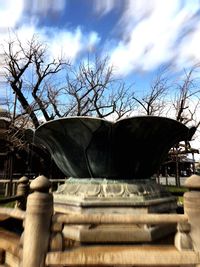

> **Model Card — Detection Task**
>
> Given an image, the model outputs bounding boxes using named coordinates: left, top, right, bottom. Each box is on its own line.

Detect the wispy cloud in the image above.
left=24, top=0, right=66, bottom=16
left=96, top=0, right=200, bottom=76
left=1, top=0, right=200, bottom=78
left=47, top=27, right=100, bottom=61
left=93, top=0, right=119, bottom=16
left=176, top=20, right=200, bottom=68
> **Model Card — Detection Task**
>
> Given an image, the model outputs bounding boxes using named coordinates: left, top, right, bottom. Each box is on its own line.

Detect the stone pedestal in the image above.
left=54, top=178, right=177, bottom=243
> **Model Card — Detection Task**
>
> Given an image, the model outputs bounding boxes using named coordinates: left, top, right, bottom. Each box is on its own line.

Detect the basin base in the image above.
left=54, top=178, right=177, bottom=244
left=62, top=224, right=176, bottom=244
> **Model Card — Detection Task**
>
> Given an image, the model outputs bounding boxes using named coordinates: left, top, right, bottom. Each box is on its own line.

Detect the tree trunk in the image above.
left=175, top=155, right=180, bottom=187
left=11, top=83, right=40, bottom=128
left=32, top=92, right=50, bottom=121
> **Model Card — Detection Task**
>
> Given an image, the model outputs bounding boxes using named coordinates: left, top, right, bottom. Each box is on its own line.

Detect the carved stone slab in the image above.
left=54, top=178, right=177, bottom=209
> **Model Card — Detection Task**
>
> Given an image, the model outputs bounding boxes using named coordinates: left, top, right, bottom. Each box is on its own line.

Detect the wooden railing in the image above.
left=47, top=212, right=194, bottom=267
left=0, top=174, right=200, bottom=267
left=0, top=207, right=25, bottom=220
left=0, top=207, right=25, bottom=266
left=0, top=178, right=66, bottom=197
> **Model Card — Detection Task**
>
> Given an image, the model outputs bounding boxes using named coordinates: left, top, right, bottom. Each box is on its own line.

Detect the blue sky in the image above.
left=1, top=0, right=200, bottom=92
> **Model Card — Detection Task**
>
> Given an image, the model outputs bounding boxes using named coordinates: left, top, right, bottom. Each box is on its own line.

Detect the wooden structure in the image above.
left=0, top=109, right=65, bottom=197
left=0, top=174, right=200, bottom=266
left=0, top=179, right=66, bottom=197
left=160, top=144, right=199, bottom=177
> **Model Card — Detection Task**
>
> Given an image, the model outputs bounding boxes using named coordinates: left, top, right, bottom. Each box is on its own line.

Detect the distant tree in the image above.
left=172, top=65, right=200, bottom=128
left=170, top=66, right=200, bottom=186
left=132, top=68, right=170, bottom=116
left=133, top=65, right=200, bottom=186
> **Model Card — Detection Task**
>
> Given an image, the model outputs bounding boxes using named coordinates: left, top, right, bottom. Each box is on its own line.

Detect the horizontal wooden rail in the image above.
left=0, top=195, right=23, bottom=204
left=0, top=179, right=66, bottom=183
left=0, top=207, right=25, bottom=221
left=46, top=245, right=200, bottom=266
left=53, top=213, right=188, bottom=225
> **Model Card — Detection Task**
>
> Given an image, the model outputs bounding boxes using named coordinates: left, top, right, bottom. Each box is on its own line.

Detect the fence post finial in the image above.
left=16, top=176, right=29, bottom=210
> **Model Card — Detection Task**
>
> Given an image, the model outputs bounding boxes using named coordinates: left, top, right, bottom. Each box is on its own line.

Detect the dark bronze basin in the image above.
left=35, top=116, right=193, bottom=180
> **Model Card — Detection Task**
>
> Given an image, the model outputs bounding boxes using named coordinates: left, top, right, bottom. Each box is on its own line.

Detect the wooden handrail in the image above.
left=0, top=179, right=66, bottom=183
left=53, top=213, right=188, bottom=225
left=0, top=195, right=24, bottom=204
left=0, top=207, right=25, bottom=221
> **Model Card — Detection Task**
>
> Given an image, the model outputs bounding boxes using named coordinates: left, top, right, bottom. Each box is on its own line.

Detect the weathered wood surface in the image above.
left=0, top=230, right=20, bottom=257
left=5, top=251, right=20, bottom=267
left=0, top=208, right=25, bottom=221
left=53, top=213, right=188, bottom=225
left=0, top=248, right=4, bottom=264
left=46, top=245, right=199, bottom=266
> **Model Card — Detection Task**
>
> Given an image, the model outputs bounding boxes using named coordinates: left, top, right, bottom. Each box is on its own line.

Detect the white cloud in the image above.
left=107, top=0, right=200, bottom=76
left=88, top=32, right=101, bottom=52
left=49, top=28, right=100, bottom=61
left=93, top=0, right=118, bottom=16
left=24, top=0, right=66, bottom=15
left=0, top=0, right=24, bottom=29
left=13, top=24, right=37, bottom=42
left=49, top=27, right=83, bottom=61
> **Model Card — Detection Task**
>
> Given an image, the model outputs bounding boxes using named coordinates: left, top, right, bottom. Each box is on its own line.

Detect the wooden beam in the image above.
left=53, top=213, right=188, bottom=225
left=46, top=245, right=199, bottom=266
left=0, top=207, right=25, bottom=221
left=0, top=230, right=20, bottom=257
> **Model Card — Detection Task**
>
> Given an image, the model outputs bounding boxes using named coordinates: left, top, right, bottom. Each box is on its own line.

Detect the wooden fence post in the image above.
left=174, top=222, right=193, bottom=250
left=16, top=176, right=29, bottom=210
left=5, top=182, right=9, bottom=197
left=184, top=173, right=200, bottom=254
left=22, top=175, right=53, bottom=267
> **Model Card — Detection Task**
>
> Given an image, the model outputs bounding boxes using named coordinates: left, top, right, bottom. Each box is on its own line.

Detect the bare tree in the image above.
left=63, top=56, right=135, bottom=119
left=173, top=65, right=200, bottom=128
left=132, top=65, right=200, bottom=186
left=2, top=34, right=136, bottom=128
left=133, top=68, right=170, bottom=116
left=170, top=66, right=200, bottom=186
left=2, top=34, right=67, bottom=129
